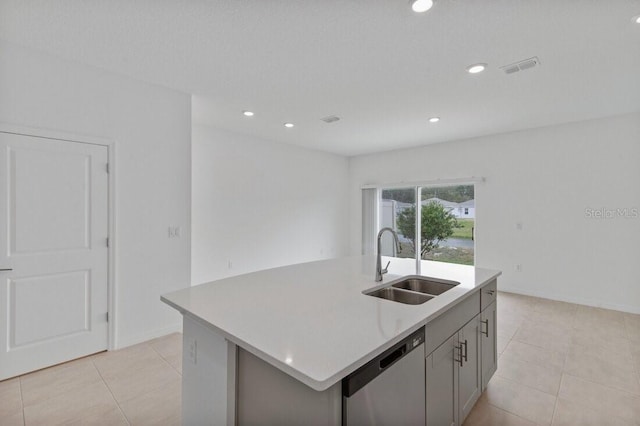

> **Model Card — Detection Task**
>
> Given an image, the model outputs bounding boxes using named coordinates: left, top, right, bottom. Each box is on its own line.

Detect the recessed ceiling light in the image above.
left=429, top=117, right=440, bottom=123
left=467, top=63, right=487, bottom=74
left=411, top=0, right=434, bottom=13
left=284, top=123, right=294, bottom=128
left=634, top=15, right=640, bottom=24
left=243, top=110, right=254, bottom=117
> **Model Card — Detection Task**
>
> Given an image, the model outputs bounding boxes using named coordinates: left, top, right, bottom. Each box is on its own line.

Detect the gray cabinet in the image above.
left=426, top=334, right=457, bottom=426
left=426, top=314, right=481, bottom=426
left=480, top=300, right=497, bottom=391
left=458, top=315, right=481, bottom=422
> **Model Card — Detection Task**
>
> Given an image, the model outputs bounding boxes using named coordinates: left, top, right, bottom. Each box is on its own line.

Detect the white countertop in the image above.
left=161, top=255, right=501, bottom=391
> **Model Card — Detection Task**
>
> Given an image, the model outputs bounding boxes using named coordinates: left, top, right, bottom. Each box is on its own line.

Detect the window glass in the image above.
left=380, top=188, right=415, bottom=259
left=420, top=185, right=474, bottom=265
left=375, top=184, right=475, bottom=265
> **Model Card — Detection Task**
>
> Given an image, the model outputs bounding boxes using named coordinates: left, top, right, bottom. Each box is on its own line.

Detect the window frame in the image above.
left=364, top=177, right=482, bottom=271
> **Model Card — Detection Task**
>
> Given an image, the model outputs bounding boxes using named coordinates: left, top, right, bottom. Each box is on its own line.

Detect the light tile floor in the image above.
left=465, top=292, right=640, bottom=426
left=0, top=333, right=182, bottom=425
left=1, top=292, right=639, bottom=425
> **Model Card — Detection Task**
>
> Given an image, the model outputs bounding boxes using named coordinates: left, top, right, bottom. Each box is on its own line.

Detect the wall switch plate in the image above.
left=188, top=339, right=197, bottom=364
left=515, top=264, right=523, bottom=272
left=168, top=226, right=181, bottom=238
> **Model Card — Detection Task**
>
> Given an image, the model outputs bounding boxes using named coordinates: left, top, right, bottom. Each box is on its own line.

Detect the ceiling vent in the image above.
left=500, top=57, right=540, bottom=75
left=321, top=115, right=340, bottom=124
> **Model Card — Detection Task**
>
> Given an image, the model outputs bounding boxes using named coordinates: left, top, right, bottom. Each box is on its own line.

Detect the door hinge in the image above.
left=106, top=312, right=109, bottom=322
left=106, top=163, right=110, bottom=173
left=106, top=237, right=109, bottom=248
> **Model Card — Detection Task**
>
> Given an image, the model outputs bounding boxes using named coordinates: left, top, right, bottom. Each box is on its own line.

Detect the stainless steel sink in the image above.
left=392, top=277, right=459, bottom=296
left=364, top=276, right=460, bottom=305
left=366, top=287, right=433, bottom=305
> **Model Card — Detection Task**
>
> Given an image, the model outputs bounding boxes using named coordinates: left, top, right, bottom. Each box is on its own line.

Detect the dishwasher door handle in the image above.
left=343, top=328, right=425, bottom=398
left=379, top=345, right=407, bottom=370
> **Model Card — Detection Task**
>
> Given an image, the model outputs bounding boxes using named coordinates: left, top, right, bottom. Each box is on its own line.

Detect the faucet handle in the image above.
left=382, top=260, right=391, bottom=274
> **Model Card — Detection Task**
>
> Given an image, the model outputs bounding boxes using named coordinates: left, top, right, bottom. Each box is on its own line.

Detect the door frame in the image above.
left=0, top=123, right=118, bottom=351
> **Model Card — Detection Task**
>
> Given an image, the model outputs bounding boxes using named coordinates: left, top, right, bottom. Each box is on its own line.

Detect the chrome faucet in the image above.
left=376, top=227, right=401, bottom=281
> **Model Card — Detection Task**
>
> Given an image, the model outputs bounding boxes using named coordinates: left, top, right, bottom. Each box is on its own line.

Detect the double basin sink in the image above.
left=365, top=276, right=459, bottom=305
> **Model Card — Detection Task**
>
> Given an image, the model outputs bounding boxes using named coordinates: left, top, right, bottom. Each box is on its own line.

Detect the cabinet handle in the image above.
left=462, top=339, right=468, bottom=362
left=454, top=345, right=464, bottom=367
left=0, top=268, right=12, bottom=272
left=486, top=290, right=495, bottom=296
left=481, top=319, right=489, bottom=337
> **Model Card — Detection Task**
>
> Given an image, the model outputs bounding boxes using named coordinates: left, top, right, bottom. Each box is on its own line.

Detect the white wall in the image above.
left=349, top=113, right=640, bottom=313
left=192, top=124, right=349, bottom=285
left=0, top=40, right=192, bottom=347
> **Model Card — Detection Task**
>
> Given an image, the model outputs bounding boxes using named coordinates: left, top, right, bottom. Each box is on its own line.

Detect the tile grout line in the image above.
left=94, top=340, right=182, bottom=413
left=548, top=358, right=570, bottom=426
left=556, top=372, right=640, bottom=425
left=147, top=337, right=183, bottom=376
left=625, top=315, right=640, bottom=392
left=561, top=370, right=640, bottom=399
left=483, top=399, right=541, bottom=425
left=493, top=372, right=559, bottom=401
left=492, top=299, right=558, bottom=424
left=18, top=376, right=26, bottom=426
left=495, top=333, right=562, bottom=421
left=497, top=295, right=640, bottom=423
left=560, top=339, right=568, bottom=374
left=90, top=356, right=131, bottom=426
left=567, top=321, right=640, bottom=396
left=516, top=322, right=640, bottom=396
left=499, top=345, right=565, bottom=373
left=622, top=317, right=640, bottom=382
left=509, top=335, right=568, bottom=359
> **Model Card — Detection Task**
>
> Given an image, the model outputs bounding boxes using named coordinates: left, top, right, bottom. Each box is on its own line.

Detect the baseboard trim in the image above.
left=498, top=285, right=640, bottom=315
left=114, top=322, right=183, bottom=350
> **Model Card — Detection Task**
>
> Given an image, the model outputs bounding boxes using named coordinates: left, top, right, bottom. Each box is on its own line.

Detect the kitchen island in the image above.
left=161, top=255, right=501, bottom=425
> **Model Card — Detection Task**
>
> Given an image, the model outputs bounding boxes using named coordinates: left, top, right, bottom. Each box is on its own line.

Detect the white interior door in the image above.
left=0, top=132, right=109, bottom=380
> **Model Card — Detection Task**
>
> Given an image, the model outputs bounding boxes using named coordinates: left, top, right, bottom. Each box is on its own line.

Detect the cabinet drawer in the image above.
left=480, top=280, right=497, bottom=311
left=425, top=291, right=480, bottom=355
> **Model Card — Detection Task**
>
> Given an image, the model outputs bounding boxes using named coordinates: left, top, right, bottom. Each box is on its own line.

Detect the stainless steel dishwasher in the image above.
left=342, top=328, right=426, bottom=425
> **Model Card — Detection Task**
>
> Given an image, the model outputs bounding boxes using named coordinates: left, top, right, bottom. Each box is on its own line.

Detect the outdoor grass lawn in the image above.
left=425, top=247, right=474, bottom=266
left=451, top=219, right=474, bottom=239
left=398, top=241, right=474, bottom=266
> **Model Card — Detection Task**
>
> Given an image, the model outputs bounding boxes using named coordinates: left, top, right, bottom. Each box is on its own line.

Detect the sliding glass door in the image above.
left=379, top=188, right=416, bottom=259
left=378, top=184, right=475, bottom=266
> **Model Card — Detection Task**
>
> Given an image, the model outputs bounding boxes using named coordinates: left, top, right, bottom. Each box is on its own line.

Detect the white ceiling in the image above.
left=1, top=0, right=639, bottom=156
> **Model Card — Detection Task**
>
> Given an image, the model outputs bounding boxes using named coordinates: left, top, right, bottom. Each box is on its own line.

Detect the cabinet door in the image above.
left=458, top=315, right=481, bottom=423
left=481, top=301, right=497, bottom=391
left=426, top=334, right=458, bottom=426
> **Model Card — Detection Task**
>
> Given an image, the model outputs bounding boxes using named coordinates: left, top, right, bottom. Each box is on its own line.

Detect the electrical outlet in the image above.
left=228, top=260, right=233, bottom=269
left=515, top=264, right=523, bottom=272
